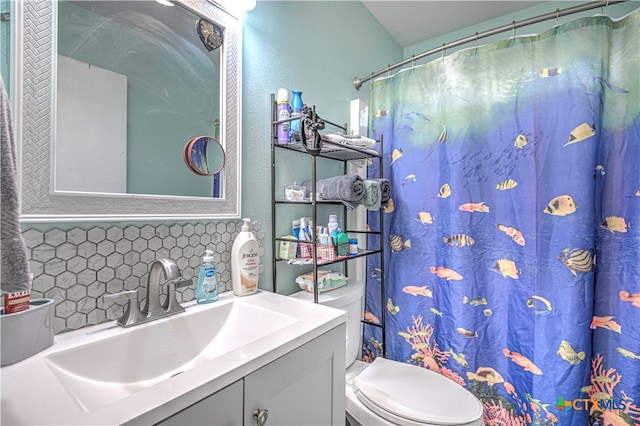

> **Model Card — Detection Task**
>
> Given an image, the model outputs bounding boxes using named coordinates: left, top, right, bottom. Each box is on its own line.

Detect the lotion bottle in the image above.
left=196, top=249, right=218, bottom=304
left=231, top=219, right=259, bottom=296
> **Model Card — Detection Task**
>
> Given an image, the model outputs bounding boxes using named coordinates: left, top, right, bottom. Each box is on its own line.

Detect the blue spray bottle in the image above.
left=290, top=90, right=303, bottom=141
left=276, top=88, right=291, bottom=144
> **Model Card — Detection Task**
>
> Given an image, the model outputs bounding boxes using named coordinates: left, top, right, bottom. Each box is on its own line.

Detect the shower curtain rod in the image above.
left=353, top=0, right=626, bottom=90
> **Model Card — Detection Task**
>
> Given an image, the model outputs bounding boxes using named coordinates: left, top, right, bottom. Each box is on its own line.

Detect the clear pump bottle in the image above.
left=196, top=249, right=218, bottom=304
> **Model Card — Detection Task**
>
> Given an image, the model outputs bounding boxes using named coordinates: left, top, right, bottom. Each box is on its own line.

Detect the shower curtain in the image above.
left=364, top=10, right=639, bottom=425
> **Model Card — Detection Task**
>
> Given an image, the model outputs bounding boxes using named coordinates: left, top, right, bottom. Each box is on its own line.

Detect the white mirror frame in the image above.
left=16, top=0, right=241, bottom=222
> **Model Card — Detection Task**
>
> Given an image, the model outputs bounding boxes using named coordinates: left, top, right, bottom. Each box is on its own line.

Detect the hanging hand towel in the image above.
left=1, top=76, right=32, bottom=294
left=362, top=180, right=382, bottom=211
left=303, top=174, right=366, bottom=210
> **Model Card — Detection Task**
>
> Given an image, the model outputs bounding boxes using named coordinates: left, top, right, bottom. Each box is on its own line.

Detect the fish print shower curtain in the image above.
left=364, top=10, right=639, bottom=426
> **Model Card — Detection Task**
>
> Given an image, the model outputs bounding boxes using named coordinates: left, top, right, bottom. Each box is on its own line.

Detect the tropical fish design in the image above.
left=540, top=67, right=563, bottom=77
left=557, top=248, right=595, bottom=276
left=463, top=296, right=487, bottom=306
left=383, top=198, right=395, bottom=213
left=514, top=134, right=528, bottom=148
left=636, top=189, right=640, bottom=196
left=557, top=340, right=585, bottom=365
left=430, top=308, right=443, bottom=317
left=399, top=111, right=430, bottom=121
left=527, top=295, right=552, bottom=315
left=457, top=327, right=478, bottom=338
left=401, top=174, right=417, bottom=186
left=438, top=122, right=447, bottom=143
left=497, top=224, right=525, bottom=246
left=363, top=311, right=380, bottom=324
left=619, top=290, right=640, bottom=308
left=387, top=298, right=400, bottom=315
left=483, top=309, right=493, bottom=317
left=492, top=258, right=520, bottom=279
left=449, top=349, right=469, bottom=368
left=466, top=367, right=504, bottom=385
left=375, top=110, right=388, bottom=117
left=437, top=183, right=451, bottom=198
left=590, top=315, right=622, bottom=333
left=389, top=234, right=411, bottom=252
left=502, top=348, right=543, bottom=375
left=564, top=122, right=595, bottom=147
left=615, top=347, right=640, bottom=360
left=593, top=164, right=605, bottom=178
left=430, top=266, right=463, bottom=281
left=603, top=216, right=629, bottom=233
left=442, top=233, right=475, bottom=247
left=371, top=267, right=383, bottom=278
left=543, top=194, right=578, bottom=216
left=593, top=376, right=614, bottom=384
left=417, top=211, right=433, bottom=224
left=390, top=148, right=403, bottom=165
left=402, top=285, right=432, bottom=297
left=459, top=202, right=490, bottom=213
left=524, top=394, right=551, bottom=415
left=495, top=178, right=518, bottom=191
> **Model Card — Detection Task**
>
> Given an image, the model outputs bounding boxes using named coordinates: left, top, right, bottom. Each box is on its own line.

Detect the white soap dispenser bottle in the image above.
left=231, top=218, right=260, bottom=296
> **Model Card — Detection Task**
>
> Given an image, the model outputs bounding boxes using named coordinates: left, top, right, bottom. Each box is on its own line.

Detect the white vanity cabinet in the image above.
left=157, top=324, right=346, bottom=426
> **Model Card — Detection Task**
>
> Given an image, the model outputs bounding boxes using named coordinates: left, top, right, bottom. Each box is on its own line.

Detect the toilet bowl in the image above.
left=290, top=281, right=484, bottom=426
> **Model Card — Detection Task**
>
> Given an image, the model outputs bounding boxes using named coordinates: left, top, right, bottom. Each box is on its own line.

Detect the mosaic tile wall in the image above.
left=22, top=221, right=265, bottom=334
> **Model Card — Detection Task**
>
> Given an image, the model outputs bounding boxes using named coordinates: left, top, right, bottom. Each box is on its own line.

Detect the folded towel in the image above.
left=303, top=174, right=365, bottom=210
left=320, top=133, right=377, bottom=150
left=362, top=180, right=382, bottom=211
left=1, top=76, right=32, bottom=294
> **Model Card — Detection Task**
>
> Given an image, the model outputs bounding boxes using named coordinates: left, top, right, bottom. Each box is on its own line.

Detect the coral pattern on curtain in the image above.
left=364, top=10, right=639, bottom=426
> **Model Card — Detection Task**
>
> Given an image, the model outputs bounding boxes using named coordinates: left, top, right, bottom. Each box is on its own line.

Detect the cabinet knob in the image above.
left=253, top=408, right=269, bottom=426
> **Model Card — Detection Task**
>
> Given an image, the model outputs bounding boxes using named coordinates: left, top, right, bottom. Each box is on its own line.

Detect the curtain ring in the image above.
left=387, top=65, right=391, bottom=78
left=411, top=54, right=416, bottom=70
left=441, top=43, right=447, bottom=64
left=555, top=8, right=560, bottom=26
left=512, top=20, right=516, bottom=38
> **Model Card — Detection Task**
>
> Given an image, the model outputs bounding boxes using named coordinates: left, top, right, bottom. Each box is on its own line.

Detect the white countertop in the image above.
left=0, top=290, right=346, bottom=425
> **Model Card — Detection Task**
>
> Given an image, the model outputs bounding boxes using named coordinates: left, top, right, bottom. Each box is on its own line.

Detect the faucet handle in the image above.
left=103, top=290, right=146, bottom=327
left=162, top=278, right=192, bottom=315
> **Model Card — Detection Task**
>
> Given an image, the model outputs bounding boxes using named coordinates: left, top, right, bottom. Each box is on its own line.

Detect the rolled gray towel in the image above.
left=1, top=76, right=32, bottom=294
left=362, top=180, right=381, bottom=210
left=303, top=174, right=365, bottom=210
left=372, top=178, right=392, bottom=205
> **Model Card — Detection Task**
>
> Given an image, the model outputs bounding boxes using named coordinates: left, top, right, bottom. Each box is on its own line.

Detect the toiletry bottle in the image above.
left=328, top=214, right=339, bottom=239
left=231, top=219, right=260, bottom=296
left=196, top=249, right=218, bottom=304
left=276, top=88, right=291, bottom=144
left=290, top=90, right=303, bottom=141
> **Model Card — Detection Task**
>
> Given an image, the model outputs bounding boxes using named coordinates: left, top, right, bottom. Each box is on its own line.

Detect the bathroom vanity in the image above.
left=0, top=291, right=346, bottom=425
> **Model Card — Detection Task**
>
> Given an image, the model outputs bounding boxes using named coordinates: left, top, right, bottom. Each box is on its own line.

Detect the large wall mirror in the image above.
left=15, top=0, right=241, bottom=222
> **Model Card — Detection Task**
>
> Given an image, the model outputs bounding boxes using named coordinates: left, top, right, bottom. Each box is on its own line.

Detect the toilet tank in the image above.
left=289, top=280, right=364, bottom=367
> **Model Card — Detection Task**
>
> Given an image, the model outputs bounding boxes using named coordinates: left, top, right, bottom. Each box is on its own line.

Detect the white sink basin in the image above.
left=1, top=290, right=346, bottom=425
left=43, top=298, right=297, bottom=412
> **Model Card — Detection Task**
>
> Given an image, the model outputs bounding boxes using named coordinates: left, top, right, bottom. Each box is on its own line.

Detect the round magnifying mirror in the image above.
left=183, top=136, right=225, bottom=176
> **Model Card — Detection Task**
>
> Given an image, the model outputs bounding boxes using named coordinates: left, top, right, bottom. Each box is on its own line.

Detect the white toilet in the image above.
left=291, top=281, right=484, bottom=426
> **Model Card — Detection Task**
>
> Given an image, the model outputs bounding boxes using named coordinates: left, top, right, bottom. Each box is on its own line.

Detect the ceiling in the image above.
left=361, top=1, right=545, bottom=47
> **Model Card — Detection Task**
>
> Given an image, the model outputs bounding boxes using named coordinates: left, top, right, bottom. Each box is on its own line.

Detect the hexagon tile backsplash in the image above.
left=22, top=221, right=265, bottom=334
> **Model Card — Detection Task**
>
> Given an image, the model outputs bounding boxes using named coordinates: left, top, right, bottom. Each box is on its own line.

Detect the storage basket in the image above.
left=299, top=242, right=349, bottom=261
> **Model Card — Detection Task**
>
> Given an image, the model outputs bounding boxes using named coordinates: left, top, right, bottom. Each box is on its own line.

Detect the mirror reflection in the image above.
left=183, top=135, right=225, bottom=178
left=56, top=1, right=223, bottom=198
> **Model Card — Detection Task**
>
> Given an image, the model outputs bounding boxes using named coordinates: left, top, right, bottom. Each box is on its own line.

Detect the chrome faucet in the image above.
left=104, top=258, right=192, bottom=327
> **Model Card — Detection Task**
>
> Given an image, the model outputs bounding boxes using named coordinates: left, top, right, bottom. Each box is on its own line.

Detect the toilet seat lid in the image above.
left=352, top=357, right=483, bottom=425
